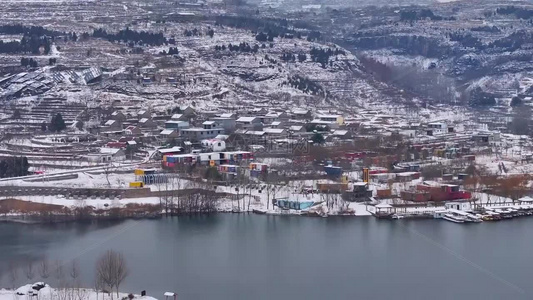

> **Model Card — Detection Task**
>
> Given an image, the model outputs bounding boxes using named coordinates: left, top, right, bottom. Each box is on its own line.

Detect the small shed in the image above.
left=164, top=292, right=177, bottom=300
left=375, top=203, right=393, bottom=214
left=518, top=196, right=533, bottom=205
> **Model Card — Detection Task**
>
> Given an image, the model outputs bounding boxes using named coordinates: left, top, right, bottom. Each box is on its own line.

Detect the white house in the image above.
left=202, top=139, right=226, bottom=151
left=444, top=202, right=472, bottom=211
left=426, top=122, right=449, bottom=136
left=100, top=147, right=126, bottom=161
left=315, top=114, right=344, bottom=125
left=87, top=148, right=126, bottom=163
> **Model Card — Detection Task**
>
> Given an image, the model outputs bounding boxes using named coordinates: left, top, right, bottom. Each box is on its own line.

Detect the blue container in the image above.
left=324, top=166, right=342, bottom=177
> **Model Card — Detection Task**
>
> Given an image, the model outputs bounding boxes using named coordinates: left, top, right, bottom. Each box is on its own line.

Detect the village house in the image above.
left=248, top=108, right=267, bottom=116
left=179, top=121, right=224, bottom=141
left=157, top=146, right=185, bottom=159
left=264, top=128, right=286, bottom=138
left=269, top=121, right=285, bottom=129
left=289, top=125, right=306, bottom=133
left=315, top=114, right=344, bottom=126
left=210, top=116, right=236, bottom=133
left=160, top=129, right=180, bottom=139
left=165, top=120, right=190, bottom=130
left=138, top=118, right=157, bottom=129
left=97, top=147, right=126, bottom=162
left=110, top=111, right=127, bottom=122
left=103, top=119, right=122, bottom=131
left=118, top=136, right=140, bottom=145
left=170, top=113, right=188, bottom=121
left=137, top=110, right=152, bottom=119
left=178, top=106, right=195, bottom=117
left=330, top=129, right=352, bottom=140
left=291, top=109, right=312, bottom=120
left=260, top=112, right=289, bottom=125
left=472, top=131, right=501, bottom=147
left=219, top=112, right=237, bottom=119
left=202, top=139, right=227, bottom=151
left=236, top=130, right=267, bottom=144
left=426, top=121, right=451, bottom=136
left=124, top=125, right=142, bottom=136
left=236, top=116, right=262, bottom=131
left=310, top=119, right=340, bottom=129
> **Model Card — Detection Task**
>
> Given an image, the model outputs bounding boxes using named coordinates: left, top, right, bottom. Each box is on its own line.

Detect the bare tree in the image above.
left=94, top=273, right=105, bottom=300
left=25, top=260, right=35, bottom=281
left=39, top=259, right=51, bottom=280
left=103, top=164, right=113, bottom=187
left=96, top=250, right=129, bottom=298
left=75, top=288, right=88, bottom=300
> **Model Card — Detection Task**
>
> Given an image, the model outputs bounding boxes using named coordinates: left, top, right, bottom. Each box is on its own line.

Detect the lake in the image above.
left=1, top=215, right=533, bottom=299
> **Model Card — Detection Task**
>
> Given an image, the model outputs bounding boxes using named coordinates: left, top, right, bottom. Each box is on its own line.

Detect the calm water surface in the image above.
left=1, top=215, right=533, bottom=300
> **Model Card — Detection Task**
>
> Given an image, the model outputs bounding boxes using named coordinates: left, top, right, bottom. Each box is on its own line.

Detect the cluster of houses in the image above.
left=90, top=103, right=525, bottom=172
left=95, top=106, right=355, bottom=156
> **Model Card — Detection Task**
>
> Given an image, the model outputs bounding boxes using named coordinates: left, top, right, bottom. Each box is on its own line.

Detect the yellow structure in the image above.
left=317, top=114, right=344, bottom=125
left=363, top=168, right=369, bottom=183
left=129, top=182, right=144, bottom=188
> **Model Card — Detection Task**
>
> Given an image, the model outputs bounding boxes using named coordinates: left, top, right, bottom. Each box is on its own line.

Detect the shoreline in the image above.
left=0, top=283, right=157, bottom=300
left=0, top=207, right=377, bottom=224
left=4, top=196, right=529, bottom=225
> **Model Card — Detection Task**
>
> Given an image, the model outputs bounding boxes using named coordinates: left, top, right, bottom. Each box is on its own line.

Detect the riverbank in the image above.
left=0, top=283, right=158, bottom=300
left=0, top=193, right=373, bottom=224
left=0, top=199, right=163, bottom=224
left=3, top=196, right=531, bottom=225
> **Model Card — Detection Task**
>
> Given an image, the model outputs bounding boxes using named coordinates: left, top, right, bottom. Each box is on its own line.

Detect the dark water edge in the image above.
left=0, top=214, right=163, bottom=224
left=1, top=214, right=533, bottom=300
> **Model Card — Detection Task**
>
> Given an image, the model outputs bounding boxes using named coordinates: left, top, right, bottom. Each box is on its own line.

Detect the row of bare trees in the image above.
left=0, top=250, right=128, bottom=300
left=155, top=175, right=220, bottom=214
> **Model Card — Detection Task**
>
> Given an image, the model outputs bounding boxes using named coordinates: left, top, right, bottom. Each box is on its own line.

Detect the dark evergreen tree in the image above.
left=311, top=132, right=325, bottom=144
left=255, top=32, right=268, bottom=42
left=511, top=96, right=523, bottom=107
left=0, top=156, right=30, bottom=178
left=49, top=113, right=66, bottom=132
